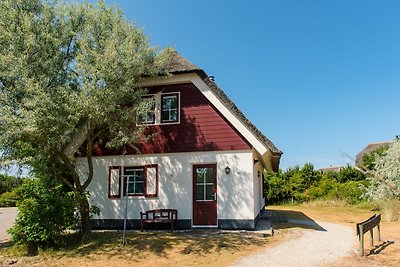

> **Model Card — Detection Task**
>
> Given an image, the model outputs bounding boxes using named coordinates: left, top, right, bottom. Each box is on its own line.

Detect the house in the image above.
left=76, top=51, right=282, bottom=230
left=319, top=166, right=343, bottom=173
left=355, top=141, right=393, bottom=167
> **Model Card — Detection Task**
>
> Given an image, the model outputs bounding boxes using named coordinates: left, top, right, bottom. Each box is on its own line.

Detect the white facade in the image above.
left=76, top=150, right=263, bottom=227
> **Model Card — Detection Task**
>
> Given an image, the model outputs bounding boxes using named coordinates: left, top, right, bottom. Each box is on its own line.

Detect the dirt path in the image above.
left=232, top=221, right=356, bottom=267
left=0, top=207, right=17, bottom=244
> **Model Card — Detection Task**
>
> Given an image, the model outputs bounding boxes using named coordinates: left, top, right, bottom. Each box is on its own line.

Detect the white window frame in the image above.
left=137, top=95, right=156, bottom=125
left=124, top=167, right=145, bottom=196
left=195, top=168, right=214, bottom=202
left=161, top=93, right=180, bottom=124
left=137, top=92, right=180, bottom=125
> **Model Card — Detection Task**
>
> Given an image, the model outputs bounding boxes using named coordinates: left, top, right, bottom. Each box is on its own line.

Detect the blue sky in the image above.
left=101, top=0, right=399, bottom=169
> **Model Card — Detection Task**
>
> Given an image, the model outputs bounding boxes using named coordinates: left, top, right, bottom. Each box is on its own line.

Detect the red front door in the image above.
left=193, top=164, right=217, bottom=226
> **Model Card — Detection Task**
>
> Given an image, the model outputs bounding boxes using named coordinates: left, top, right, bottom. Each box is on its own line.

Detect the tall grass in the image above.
left=377, top=199, right=400, bottom=222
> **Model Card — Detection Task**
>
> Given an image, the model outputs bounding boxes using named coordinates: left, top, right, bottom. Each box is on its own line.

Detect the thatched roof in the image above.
left=164, top=51, right=283, bottom=160
left=162, top=51, right=202, bottom=74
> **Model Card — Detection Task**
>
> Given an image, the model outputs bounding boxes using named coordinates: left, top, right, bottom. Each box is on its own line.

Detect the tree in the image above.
left=337, top=165, right=365, bottom=183
left=0, top=174, right=25, bottom=194
left=364, top=140, right=400, bottom=200
left=361, top=145, right=389, bottom=171
left=0, top=0, right=169, bottom=240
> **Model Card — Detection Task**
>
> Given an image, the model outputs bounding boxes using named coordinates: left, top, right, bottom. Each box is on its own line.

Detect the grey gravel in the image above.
left=232, top=221, right=356, bottom=267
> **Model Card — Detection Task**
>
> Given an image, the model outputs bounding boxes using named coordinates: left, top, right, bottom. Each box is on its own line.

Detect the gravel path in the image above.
left=0, top=207, right=18, bottom=244
left=232, top=221, right=356, bottom=267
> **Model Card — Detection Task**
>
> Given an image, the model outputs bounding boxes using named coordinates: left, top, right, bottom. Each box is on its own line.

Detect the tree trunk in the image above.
left=26, top=241, right=38, bottom=256
left=77, top=193, right=91, bottom=242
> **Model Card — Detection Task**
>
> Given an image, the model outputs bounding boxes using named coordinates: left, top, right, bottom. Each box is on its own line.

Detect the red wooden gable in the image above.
left=93, top=83, right=251, bottom=156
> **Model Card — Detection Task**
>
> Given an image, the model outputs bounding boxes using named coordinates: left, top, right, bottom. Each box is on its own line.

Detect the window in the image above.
left=195, top=167, right=215, bottom=201
left=138, top=96, right=155, bottom=124
left=108, top=164, right=158, bottom=198
left=161, top=93, right=179, bottom=123
left=124, top=167, right=144, bottom=195
left=137, top=93, right=180, bottom=125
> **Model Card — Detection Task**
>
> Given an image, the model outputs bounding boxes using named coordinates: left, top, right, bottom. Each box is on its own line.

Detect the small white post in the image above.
left=122, top=175, right=129, bottom=246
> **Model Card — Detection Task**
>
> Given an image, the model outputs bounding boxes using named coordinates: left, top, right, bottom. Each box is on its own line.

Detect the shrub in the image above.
left=265, top=164, right=367, bottom=205
left=8, top=178, right=77, bottom=255
left=0, top=174, right=25, bottom=195
left=0, top=190, right=19, bottom=207
left=304, top=177, right=338, bottom=201
left=329, top=181, right=367, bottom=204
left=337, top=165, right=365, bottom=182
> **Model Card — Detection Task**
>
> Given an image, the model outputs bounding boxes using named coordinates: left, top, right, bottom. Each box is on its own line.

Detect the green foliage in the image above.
left=0, top=190, right=19, bottom=207
left=8, top=178, right=77, bottom=248
left=264, top=163, right=367, bottom=204
left=0, top=0, right=171, bottom=237
left=0, top=174, right=27, bottom=207
left=364, top=140, right=400, bottom=200
left=337, top=165, right=365, bottom=182
left=362, top=145, right=389, bottom=171
left=0, top=174, right=25, bottom=194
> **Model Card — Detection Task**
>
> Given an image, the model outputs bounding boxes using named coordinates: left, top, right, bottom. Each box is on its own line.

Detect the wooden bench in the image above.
left=140, top=209, right=178, bottom=231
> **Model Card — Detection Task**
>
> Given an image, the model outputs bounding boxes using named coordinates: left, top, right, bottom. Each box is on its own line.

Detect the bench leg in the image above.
left=141, top=221, right=144, bottom=232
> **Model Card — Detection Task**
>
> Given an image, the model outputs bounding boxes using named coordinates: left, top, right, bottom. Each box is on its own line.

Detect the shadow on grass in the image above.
left=46, top=230, right=269, bottom=259
left=268, top=209, right=326, bottom=231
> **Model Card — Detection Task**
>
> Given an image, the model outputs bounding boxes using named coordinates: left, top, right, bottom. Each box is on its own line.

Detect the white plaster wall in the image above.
left=76, top=150, right=254, bottom=222
left=253, top=150, right=266, bottom=218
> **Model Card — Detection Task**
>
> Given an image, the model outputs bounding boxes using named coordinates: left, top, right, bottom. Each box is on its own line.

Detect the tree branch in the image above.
left=57, top=175, right=78, bottom=192
left=56, top=151, right=82, bottom=190
left=82, top=124, right=94, bottom=190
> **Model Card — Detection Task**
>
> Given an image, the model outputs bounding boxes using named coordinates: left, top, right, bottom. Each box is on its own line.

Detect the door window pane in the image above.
left=205, top=169, right=213, bottom=183
left=195, top=167, right=214, bottom=201
left=205, top=185, right=214, bottom=200
left=196, top=184, right=204, bottom=200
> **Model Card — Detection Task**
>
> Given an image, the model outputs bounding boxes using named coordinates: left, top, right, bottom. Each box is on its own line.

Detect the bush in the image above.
left=304, top=177, right=338, bottom=201
left=265, top=164, right=368, bottom=205
left=0, top=190, right=19, bottom=207
left=328, top=181, right=367, bottom=204
left=0, top=174, right=25, bottom=195
left=8, top=178, right=77, bottom=255
left=337, top=165, right=365, bottom=182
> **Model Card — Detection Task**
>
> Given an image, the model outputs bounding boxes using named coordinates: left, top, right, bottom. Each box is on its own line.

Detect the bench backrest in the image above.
left=142, top=209, right=177, bottom=220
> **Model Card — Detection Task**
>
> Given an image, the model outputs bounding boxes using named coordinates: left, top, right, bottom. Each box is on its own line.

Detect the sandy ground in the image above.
left=0, top=207, right=17, bottom=244
left=231, top=220, right=356, bottom=267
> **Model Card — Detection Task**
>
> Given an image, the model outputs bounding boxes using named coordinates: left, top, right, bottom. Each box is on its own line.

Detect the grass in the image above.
left=0, top=230, right=287, bottom=267
left=1, top=200, right=399, bottom=266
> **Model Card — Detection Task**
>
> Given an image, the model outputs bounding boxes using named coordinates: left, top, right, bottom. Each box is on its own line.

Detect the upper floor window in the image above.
left=161, top=93, right=179, bottom=123
left=138, top=96, right=155, bottom=124
left=138, top=92, right=180, bottom=125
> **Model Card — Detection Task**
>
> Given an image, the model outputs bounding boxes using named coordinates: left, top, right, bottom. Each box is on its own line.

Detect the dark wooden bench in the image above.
left=140, top=209, right=178, bottom=231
